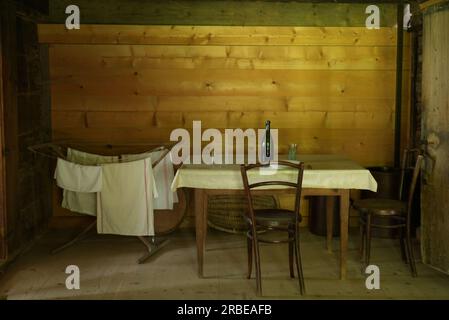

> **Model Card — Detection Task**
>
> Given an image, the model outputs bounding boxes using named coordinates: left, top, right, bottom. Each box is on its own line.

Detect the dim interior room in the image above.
left=0, top=0, right=449, bottom=300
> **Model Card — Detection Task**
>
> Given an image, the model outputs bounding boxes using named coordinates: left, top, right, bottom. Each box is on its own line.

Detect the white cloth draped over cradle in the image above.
left=61, top=148, right=119, bottom=216
left=122, top=150, right=178, bottom=210
left=96, top=158, right=157, bottom=236
left=54, top=158, right=102, bottom=193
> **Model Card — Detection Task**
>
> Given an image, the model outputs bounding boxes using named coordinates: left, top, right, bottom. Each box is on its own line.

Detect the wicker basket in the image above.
left=207, top=195, right=278, bottom=234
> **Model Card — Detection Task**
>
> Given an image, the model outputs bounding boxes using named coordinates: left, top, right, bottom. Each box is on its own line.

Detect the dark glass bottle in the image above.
left=260, top=120, right=273, bottom=163
left=265, top=120, right=271, bottom=158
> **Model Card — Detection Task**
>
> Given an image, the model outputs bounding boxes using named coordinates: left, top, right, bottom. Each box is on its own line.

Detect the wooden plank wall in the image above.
left=0, top=1, right=52, bottom=261
left=0, top=1, right=14, bottom=261
left=38, top=22, right=411, bottom=226
left=46, top=1, right=399, bottom=26
left=1, top=0, right=19, bottom=259
left=39, top=24, right=411, bottom=165
left=421, top=1, right=449, bottom=274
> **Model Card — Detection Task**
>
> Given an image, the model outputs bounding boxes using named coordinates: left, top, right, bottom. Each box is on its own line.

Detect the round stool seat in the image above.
left=353, top=198, right=406, bottom=216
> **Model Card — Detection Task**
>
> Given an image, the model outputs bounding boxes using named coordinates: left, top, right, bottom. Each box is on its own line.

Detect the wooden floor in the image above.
left=1, top=227, right=449, bottom=300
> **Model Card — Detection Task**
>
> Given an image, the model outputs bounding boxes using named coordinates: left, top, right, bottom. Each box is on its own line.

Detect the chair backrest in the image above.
left=240, top=161, right=304, bottom=226
left=399, top=149, right=424, bottom=217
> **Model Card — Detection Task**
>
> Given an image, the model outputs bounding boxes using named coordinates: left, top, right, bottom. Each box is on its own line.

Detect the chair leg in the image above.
left=359, top=217, right=365, bottom=260
left=247, top=235, right=253, bottom=279
left=399, top=228, right=408, bottom=263
left=294, top=230, right=306, bottom=295
left=252, top=227, right=262, bottom=296
left=359, top=218, right=366, bottom=274
left=405, top=231, right=418, bottom=277
left=289, top=231, right=295, bottom=279
left=364, top=213, right=372, bottom=269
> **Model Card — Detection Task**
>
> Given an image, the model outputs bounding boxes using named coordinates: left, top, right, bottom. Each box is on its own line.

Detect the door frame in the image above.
left=420, top=1, right=449, bottom=275
left=0, top=10, right=7, bottom=261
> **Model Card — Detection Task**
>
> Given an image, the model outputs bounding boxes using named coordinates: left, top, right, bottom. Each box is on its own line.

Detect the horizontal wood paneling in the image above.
left=41, top=24, right=411, bottom=171
left=39, top=25, right=406, bottom=46
left=49, top=44, right=406, bottom=60
left=157, top=96, right=396, bottom=113
left=52, top=127, right=394, bottom=165
left=48, top=45, right=412, bottom=78
left=52, top=94, right=396, bottom=113
left=46, top=1, right=398, bottom=27
left=50, top=69, right=398, bottom=98
left=53, top=110, right=394, bottom=130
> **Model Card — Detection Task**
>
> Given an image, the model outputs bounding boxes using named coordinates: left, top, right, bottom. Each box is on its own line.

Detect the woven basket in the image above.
left=207, top=195, right=278, bottom=234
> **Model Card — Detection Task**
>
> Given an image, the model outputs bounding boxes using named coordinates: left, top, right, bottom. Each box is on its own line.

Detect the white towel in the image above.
left=122, top=149, right=178, bottom=210
left=55, top=158, right=102, bottom=193
left=97, top=158, right=156, bottom=236
left=62, top=149, right=120, bottom=216
left=62, top=190, right=98, bottom=216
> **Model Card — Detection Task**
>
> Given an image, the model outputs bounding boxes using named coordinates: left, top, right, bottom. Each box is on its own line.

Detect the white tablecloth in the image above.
left=171, top=154, right=377, bottom=192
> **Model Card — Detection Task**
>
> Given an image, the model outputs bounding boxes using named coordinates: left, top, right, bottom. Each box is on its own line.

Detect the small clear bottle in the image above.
left=288, top=144, right=297, bottom=160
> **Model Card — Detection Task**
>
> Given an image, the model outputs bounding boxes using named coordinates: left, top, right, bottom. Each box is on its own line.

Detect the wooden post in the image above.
left=0, top=2, right=6, bottom=261
left=394, top=0, right=405, bottom=167
left=0, top=0, right=18, bottom=261
left=421, top=0, right=449, bottom=275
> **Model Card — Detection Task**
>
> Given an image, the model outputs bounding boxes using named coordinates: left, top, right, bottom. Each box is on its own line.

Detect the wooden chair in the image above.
left=240, top=161, right=305, bottom=295
left=353, top=149, right=423, bottom=277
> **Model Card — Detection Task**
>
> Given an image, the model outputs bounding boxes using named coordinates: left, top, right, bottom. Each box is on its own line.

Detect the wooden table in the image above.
left=171, top=155, right=377, bottom=280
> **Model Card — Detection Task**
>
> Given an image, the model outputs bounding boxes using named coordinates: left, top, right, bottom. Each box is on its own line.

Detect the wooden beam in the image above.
left=45, top=1, right=398, bottom=26
left=394, top=1, right=405, bottom=167
left=420, top=0, right=449, bottom=11
left=15, top=0, right=49, bottom=22
left=0, top=2, right=6, bottom=262
left=0, top=0, right=18, bottom=261
left=38, top=24, right=401, bottom=46
left=17, top=0, right=49, bottom=15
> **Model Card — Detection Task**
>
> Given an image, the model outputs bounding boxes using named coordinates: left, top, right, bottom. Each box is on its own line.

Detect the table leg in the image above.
left=326, top=197, right=334, bottom=253
left=339, top=189, right=350, bottom=280
left=195, top=188, right=207, bottom=277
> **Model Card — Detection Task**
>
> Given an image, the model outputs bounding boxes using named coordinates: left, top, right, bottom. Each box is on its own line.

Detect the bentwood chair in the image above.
left=353, top=149, right=423, bottom=277
left=240, top=161, right=305, bottom=295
